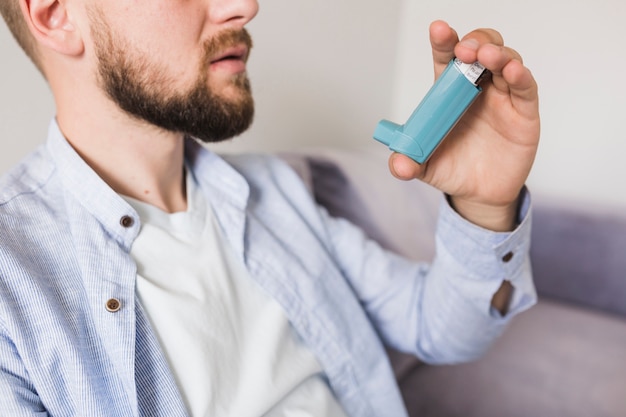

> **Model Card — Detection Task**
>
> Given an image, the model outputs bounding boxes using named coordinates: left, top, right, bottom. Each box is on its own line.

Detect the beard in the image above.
left=89, top=10, right=254, bottom=143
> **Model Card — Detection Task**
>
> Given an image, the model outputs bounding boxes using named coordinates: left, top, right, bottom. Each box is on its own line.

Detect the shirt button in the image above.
left=502, top=251, right=514, bottom=263
left=120, top=215, right=134, bottom=228
left=105, top=298, right=122, bottom=313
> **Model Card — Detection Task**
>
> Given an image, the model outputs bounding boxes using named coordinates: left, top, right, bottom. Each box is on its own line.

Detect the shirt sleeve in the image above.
left=0, top=323, right=49, bottom=416
left=436, top=187, right=536, bottom=319
left=321, top=187, right=537, bottom=365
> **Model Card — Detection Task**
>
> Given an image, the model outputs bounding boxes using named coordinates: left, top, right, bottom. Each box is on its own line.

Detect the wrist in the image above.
left=448, top=195, right=520, bottom=232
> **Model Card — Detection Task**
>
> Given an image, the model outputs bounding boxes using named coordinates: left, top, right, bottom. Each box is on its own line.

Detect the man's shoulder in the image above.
left=221, top=152, right=286, bottom=172
left=221, top=152, right=309, bottom=190
left=0, top=147, right=75, bottom=281
left=0, top=146, right=56, bottom=207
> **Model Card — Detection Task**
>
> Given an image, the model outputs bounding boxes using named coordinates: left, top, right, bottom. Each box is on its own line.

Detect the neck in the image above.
left=55, top=92, right=188, bottom=214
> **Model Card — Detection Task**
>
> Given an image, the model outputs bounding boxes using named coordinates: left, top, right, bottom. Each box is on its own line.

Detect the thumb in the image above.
left=389, top=153, right=426, bottom=181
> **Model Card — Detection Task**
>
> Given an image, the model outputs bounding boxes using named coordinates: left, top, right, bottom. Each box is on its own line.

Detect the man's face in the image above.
left=88, top=3, right=256, bottom=142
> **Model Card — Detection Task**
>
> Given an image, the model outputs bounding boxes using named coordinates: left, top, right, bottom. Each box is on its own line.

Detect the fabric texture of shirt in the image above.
left=0, top=120, right=536, bottom=417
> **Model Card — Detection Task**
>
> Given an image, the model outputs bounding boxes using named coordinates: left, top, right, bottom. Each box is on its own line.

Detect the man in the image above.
left=0, top=0, right=539, bottom=416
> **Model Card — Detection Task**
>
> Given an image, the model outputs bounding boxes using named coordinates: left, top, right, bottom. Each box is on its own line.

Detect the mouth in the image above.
left=210, top=45, right=249, bottom=67
left=203, top=29, right=253, bottom=77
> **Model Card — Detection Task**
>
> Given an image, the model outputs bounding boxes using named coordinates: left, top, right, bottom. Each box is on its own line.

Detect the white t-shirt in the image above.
left=124, top=172, right=347, bottom=417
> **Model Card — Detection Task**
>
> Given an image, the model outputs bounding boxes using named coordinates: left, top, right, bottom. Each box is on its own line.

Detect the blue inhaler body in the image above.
left=373, top=58, right=489, bottom=164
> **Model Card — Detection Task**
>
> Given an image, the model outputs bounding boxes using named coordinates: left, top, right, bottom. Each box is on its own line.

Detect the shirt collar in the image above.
left=45, top=119, right=250, bottom=253
left=46, top=119, right=140, bottom=250
left=184, top=137, right=250, bottom=259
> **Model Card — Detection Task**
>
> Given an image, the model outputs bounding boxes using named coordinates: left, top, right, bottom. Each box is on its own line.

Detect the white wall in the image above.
left=0, top=22, right=54, bottom=170
left=227, top=0, right=403, bottom=154
left=2, top=0, right=626, bottom=208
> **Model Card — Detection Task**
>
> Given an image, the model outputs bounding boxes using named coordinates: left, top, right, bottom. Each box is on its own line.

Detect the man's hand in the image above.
left=389, top=20, right=540, bottom=232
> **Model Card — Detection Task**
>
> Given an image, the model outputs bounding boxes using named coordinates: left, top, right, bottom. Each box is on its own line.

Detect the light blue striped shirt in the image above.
left=0, top=120, right=536, bottom=416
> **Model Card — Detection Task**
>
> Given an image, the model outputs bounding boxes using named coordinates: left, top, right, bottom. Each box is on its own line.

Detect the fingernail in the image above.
left=389, top=153, right=399, bottom=176
left=459, top=38, right=479, bottom=51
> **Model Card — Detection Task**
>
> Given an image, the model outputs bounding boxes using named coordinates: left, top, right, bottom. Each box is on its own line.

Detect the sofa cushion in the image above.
left=398, top=298, right=626, bottom=417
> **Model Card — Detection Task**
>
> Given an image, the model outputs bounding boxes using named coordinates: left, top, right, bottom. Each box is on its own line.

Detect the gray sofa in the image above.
left=281, top=148, right=626, bottom=417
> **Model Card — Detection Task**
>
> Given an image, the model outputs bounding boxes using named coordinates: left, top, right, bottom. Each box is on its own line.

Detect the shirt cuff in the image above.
left=435, top=187, right=537, bottom=317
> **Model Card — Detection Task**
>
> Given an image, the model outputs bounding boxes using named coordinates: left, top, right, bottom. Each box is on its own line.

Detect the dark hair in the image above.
left=1, top=1, right=44, bottom=73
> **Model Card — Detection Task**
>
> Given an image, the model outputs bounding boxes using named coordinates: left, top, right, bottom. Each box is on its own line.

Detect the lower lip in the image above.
left=210, top=58, right=246, bottom=74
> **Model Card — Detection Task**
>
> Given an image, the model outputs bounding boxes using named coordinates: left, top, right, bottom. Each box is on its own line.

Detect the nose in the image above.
left=208, top=0, right=259, bottom=28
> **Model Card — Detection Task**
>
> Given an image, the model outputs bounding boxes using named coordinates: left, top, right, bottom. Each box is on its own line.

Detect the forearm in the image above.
left=321, top=190, right=535, bottom=363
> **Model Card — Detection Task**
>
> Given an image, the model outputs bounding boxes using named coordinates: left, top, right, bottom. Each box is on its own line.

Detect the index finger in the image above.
left=429, top=20, right=459, bottom=77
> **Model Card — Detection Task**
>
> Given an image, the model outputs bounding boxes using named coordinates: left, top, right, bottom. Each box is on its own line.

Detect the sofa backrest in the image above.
left=531, top=200, right=626, bottom=317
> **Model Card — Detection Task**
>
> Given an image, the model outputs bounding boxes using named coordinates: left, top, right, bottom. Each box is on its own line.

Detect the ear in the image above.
left=21, top=0, right=84, bottom=57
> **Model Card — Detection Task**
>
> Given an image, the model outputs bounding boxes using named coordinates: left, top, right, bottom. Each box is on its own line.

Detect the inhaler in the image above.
left=373, top=58, right=489, bottom=164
